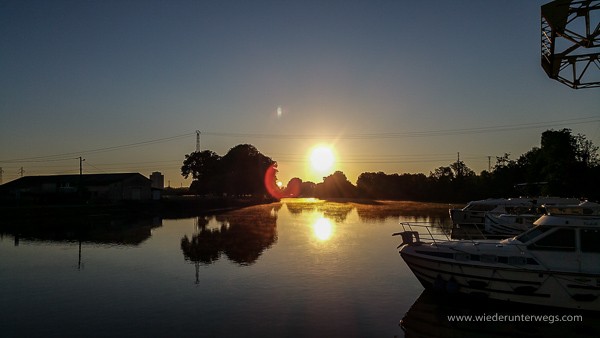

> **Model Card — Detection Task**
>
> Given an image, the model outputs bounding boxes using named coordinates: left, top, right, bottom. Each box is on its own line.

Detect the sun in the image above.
left=310, top=146, right=335, bottom=172
left=313, top=217, right=334, bottom=241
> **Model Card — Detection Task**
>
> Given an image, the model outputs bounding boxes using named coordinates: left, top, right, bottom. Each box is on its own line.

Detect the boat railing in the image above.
left=393, top=221, right=505, bottom=247
left=393, top=222, right=452, bottom=247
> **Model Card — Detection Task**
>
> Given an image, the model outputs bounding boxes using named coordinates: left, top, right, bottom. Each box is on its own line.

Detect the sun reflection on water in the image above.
left=312, top=217, right=334, bottom=241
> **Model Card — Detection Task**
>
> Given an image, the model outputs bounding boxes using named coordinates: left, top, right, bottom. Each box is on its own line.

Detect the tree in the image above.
left=219, top=144, right=276, bottom=196
left=450, top=160, right=475, bottom=180
left=493, top=153, right=515, bottom=171
left=490, top=153, right=522, bottom=197
left=300, top=181, right=316, bottom=197
left=283, top=178, right=302, bottom=197
left=182, top=150, right=221, bottom=194
left=574, top=133, right=599, bottom=167
left=181, top=150, right=220, bottom=180
left=182, top=144, right=276, bottom=197
left=429, top=166, right=454, bottom=182
left=315, top=171, right=358, bottom=198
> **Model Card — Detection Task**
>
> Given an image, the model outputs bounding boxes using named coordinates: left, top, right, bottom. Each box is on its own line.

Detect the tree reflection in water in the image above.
left=284, top=199, right=450, bottom=224
left=284, top=198, right=354, bottom=223
left=181, top=204, right=281, bottom=281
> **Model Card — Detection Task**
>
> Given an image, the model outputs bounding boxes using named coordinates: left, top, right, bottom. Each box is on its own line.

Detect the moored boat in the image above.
left=483, top=201, right=600, bottom=236
left=449, top=197, right=579, bottom=226
left=483, top=213, right=539, bottom=236
left=395, top=207, right=600, bottom=311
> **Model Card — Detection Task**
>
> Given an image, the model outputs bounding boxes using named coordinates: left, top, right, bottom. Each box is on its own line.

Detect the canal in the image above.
left=0, top=199, right=597, bottom=337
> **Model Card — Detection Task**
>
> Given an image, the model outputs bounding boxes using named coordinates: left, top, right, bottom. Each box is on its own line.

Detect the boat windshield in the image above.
left=467, top=204, right=500, bottom=212
left=515, top=225, right=551, bottom=244
left=527, top=228, right=576, bottom=251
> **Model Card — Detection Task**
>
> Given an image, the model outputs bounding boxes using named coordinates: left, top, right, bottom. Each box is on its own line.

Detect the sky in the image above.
left=1, top=0, right=599, bottom=188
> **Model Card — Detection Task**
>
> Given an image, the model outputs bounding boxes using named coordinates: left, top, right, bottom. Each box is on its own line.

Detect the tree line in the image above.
left=181, top=129, right=600, bottom=202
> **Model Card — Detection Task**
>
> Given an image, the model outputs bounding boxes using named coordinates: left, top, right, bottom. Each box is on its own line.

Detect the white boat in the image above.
left=483, top=213, right=539, bottom=236
left=483, top=201, right=600, bottom=236
left=449, top=197, right=580, bottom=226
left=395, top=205, right=600, bottom=311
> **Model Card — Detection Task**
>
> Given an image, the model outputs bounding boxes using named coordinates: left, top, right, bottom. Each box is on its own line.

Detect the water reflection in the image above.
left=1, top=216, right=163, bottom=271
left=180, top=204, right=280, bottom=271
left=312, top=217, right=334, bottom=241
left=401, top=290, right=600, bottom=338
left=353, top=200, right=450, bottom=224
left=285, top=198, right=354, bottom=223
left=284, top=198, right=450, bottom=224
left=0, top=216, right=162, bottom=246
left=0, top=200, right=455, bottom=337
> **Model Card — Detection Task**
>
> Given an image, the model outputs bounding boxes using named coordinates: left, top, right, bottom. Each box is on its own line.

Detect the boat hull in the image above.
left=400, top=247, right=600, bottom=311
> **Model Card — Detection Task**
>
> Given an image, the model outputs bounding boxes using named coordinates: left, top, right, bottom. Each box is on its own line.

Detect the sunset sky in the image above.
left=1, top=0, right=599, bottom=187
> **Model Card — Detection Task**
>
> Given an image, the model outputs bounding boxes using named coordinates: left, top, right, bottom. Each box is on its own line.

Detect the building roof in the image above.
left=0, top=173, right=149, bottom=190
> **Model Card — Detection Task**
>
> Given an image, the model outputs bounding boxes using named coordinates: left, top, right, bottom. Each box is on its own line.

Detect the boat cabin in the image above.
left=513, top=216, right=600, bottom=273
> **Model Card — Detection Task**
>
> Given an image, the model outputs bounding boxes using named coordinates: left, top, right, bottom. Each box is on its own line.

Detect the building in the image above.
left=0, top=173, right=153, bottom=204
left=150, top=171, right=164, bottom=189
left=149, top=172, right=164, bottom=200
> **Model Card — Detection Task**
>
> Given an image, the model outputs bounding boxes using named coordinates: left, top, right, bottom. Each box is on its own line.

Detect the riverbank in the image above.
left=0, top=196, right=279, bottom=223
left=1, top=197, right=462, bottom=225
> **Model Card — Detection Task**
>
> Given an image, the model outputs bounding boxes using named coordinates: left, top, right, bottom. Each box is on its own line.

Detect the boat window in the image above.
left=470, top=204, right=497, bottom=212
left=454, top=252, right=469, bottom=261
left=527, top=229, right=576, bottom=251
left=508, top=256, right=527, bottom=265
left=516, top=225, right=551, bottom=243
left=580, top=228, right=600, bottom=253
left=480, top=254, right=498, bottom=263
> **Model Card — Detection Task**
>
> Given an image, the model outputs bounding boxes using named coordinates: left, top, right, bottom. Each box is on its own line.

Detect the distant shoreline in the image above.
left=0, top=197, right=460, bottom=224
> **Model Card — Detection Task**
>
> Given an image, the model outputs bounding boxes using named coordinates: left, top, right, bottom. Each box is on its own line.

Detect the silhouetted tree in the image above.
left=356, top=172, right=430, bottom=201
left=182, top=150, right=221, bottom=194
left=182, top=144, right=276, bottom=196
left=219, top=144, right=275, bottom=196
left=574, top=133, right=599, bottom=167
left=300, top=181, right=316, bottom=197
left=315, top=171, right=358, bottom=198
left=181, top=150, right=221, bottom=180
left=488, top=153, right=520, bottom=197
left=283, top=177, right=302, bottom=197
left=450, top=160, right=475, bottom=180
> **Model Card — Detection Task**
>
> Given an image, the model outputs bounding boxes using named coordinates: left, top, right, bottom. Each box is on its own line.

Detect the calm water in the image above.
left=1, top=199, right=598, bottom=337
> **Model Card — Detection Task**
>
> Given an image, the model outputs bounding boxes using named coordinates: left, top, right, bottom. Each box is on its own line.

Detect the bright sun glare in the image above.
left=310, top=146, right=335, bottom=172
left=313, top=217, right=333, bottom=241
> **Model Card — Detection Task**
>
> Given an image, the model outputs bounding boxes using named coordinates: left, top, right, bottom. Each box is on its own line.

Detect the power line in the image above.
left=2, top=116, right=598, bottom=164
left=201, top=116, right=600, bottom=140
left=0, top=132, right=194, bottom=163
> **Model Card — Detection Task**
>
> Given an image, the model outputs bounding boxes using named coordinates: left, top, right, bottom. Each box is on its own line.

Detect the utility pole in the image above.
left=488, top=156, right=492, bottom=172
left=79, top=157, right=85, bottom=176
left=196, top=130, right=201, bottom=153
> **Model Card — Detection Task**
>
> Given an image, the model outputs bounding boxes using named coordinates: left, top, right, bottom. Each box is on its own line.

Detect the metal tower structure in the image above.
left=541, top=0, right=600, bottom=89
